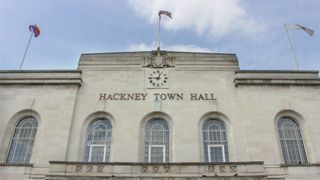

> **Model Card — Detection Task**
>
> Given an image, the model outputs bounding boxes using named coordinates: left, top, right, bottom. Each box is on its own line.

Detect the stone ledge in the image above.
left=49, top=161, right=264, bottom=165
left=0, top=70, right=82, bottom=86
left=47, top=161, right=266, bottom=178
left=79, top=51, right=239, bottom=71
left=280, top=163, right=320, bottom=167
left=235, top=70, right=320, bottom=86
left=46, top=175, right=267, bottom=179
left=234, top=79, right=320, bottom=86
left=0, top=163, right=33, bottom=167
left=0, top=79, right=82, bottom=86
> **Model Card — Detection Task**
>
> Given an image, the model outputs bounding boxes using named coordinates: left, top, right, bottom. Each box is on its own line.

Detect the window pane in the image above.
left=150, top=146, right=164, bottom=163
left=7, top=117, right=38, bottom=163
left=209, top=146, right=224, bottom=162
left=90, top=146, right=105, bottom=162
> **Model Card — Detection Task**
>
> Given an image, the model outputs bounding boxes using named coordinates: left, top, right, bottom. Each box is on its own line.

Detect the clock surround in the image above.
left=146, top=69, right=169, bottom=89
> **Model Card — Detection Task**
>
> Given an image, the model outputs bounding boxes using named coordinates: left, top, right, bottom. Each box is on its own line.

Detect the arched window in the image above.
left=7, top=116, right=38, bottom=163
left=84, top=118, right=112, bottom=162
left=145, top=118, right=169, bottom=163
left=277, top=117, right=307, bottom=164
left=203, top=118, right=229, bottom=162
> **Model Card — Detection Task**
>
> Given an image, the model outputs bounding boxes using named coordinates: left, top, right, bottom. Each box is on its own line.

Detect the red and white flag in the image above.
left=158, top=10, right=172, bottom=18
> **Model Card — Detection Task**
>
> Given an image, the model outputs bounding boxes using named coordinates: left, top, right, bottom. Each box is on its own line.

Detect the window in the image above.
left=203, top=118, right=229, bottom=162
left=84, top=118, right=112, bottom=162
left=148, top=145, right=165, bottom=163
left=145, top=118, right=169, bottom=162
left=208, top=144, right=225, bottom=162
left=89, top=145, right=107, bottom=162
left=278, top=117, right=308, bottom=164
left=7, top=116, right=38, bottom=163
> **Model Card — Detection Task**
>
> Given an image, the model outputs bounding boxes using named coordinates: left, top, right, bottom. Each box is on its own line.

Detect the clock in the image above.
left=146, top=69, right=169, bottom=88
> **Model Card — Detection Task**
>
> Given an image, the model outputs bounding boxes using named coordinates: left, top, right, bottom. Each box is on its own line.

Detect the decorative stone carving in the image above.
left=97, top=165, right=104, bottom=172
left=47, top=162, right=268, bottom=178
left=230, top=166, right=237, bottom=173
left=141, top=165, right=148, bottom=173
left=152, top=166, right=160, bottom=173
left=144, top=50, right=174, bottom=68
left=163, top=165, right=170, bottom=173
left=208, top=165, right=215, bottom=173
left=219, top=166, right=226, bottom=173
left=86, top=165, right=93, bottom=172
left=75, top=165, right=82, bottom=172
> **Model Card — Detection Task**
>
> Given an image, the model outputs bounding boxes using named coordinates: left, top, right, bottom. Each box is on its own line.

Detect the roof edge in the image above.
left=0, top=70, right=81, bottom=73
left=236, top=70, right=319, bottom=73
left=80, top=50, right=236, bottom=56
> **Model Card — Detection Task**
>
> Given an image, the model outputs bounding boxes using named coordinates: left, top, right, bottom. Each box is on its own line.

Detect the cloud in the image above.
left=128, top=42, right=212, bottom=52
left=128, top=0, right=265, bottom=36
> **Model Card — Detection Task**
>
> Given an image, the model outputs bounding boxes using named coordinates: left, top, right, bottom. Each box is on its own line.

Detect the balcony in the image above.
left=46, top=161, right=266, bottom=179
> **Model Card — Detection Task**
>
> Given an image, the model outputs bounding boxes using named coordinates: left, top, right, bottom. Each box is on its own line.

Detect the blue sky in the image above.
left=0, top=0, right=319, bottom=71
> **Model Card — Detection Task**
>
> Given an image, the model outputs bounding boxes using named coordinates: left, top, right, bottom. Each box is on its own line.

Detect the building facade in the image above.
left=0, top=51, right=319, bottom=179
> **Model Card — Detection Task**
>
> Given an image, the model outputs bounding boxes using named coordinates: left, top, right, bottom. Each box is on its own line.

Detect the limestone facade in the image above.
left=0, top=51, right=319, bottom=179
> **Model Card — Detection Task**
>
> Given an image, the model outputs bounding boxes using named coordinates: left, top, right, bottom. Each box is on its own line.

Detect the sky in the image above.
left=0, top=0, right=319, bottom=71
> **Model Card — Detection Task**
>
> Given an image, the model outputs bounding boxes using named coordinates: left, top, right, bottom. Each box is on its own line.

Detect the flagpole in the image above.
left=284, top=23, right=299, bottom=70
left=19, top=31, right=34, bottom=70
left=157, top=15, right=161, bottom=52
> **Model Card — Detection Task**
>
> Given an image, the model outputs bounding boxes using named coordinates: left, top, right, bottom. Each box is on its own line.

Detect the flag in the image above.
left=285, top=23, right=314, bottom=36
left=29, top=24, right=40, bottom=37
left=158, top=10, right=172, bottom=18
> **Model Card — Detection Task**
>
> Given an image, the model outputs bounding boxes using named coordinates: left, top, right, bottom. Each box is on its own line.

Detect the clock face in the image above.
left=148, top=70, right=169, bottom=88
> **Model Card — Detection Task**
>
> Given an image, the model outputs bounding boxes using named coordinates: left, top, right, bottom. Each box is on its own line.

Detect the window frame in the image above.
left=202, top=118, right=229, bottom=163
left=6, top=116, right=38, bottom=164
left=207, top=144, right=226, bottom=163
left=144, top=117, right=169, bottom=163
left=148, top=145, right=166, bottom=163
left=277, top=116, right=308, bottom=164
left=84, top=118, right=112, bottom=162
left=88, top=144, right=107, bottom=162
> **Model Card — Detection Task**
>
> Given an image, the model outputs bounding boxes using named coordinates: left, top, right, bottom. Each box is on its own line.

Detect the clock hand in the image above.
left=157, top=71, right=163, bottom=78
